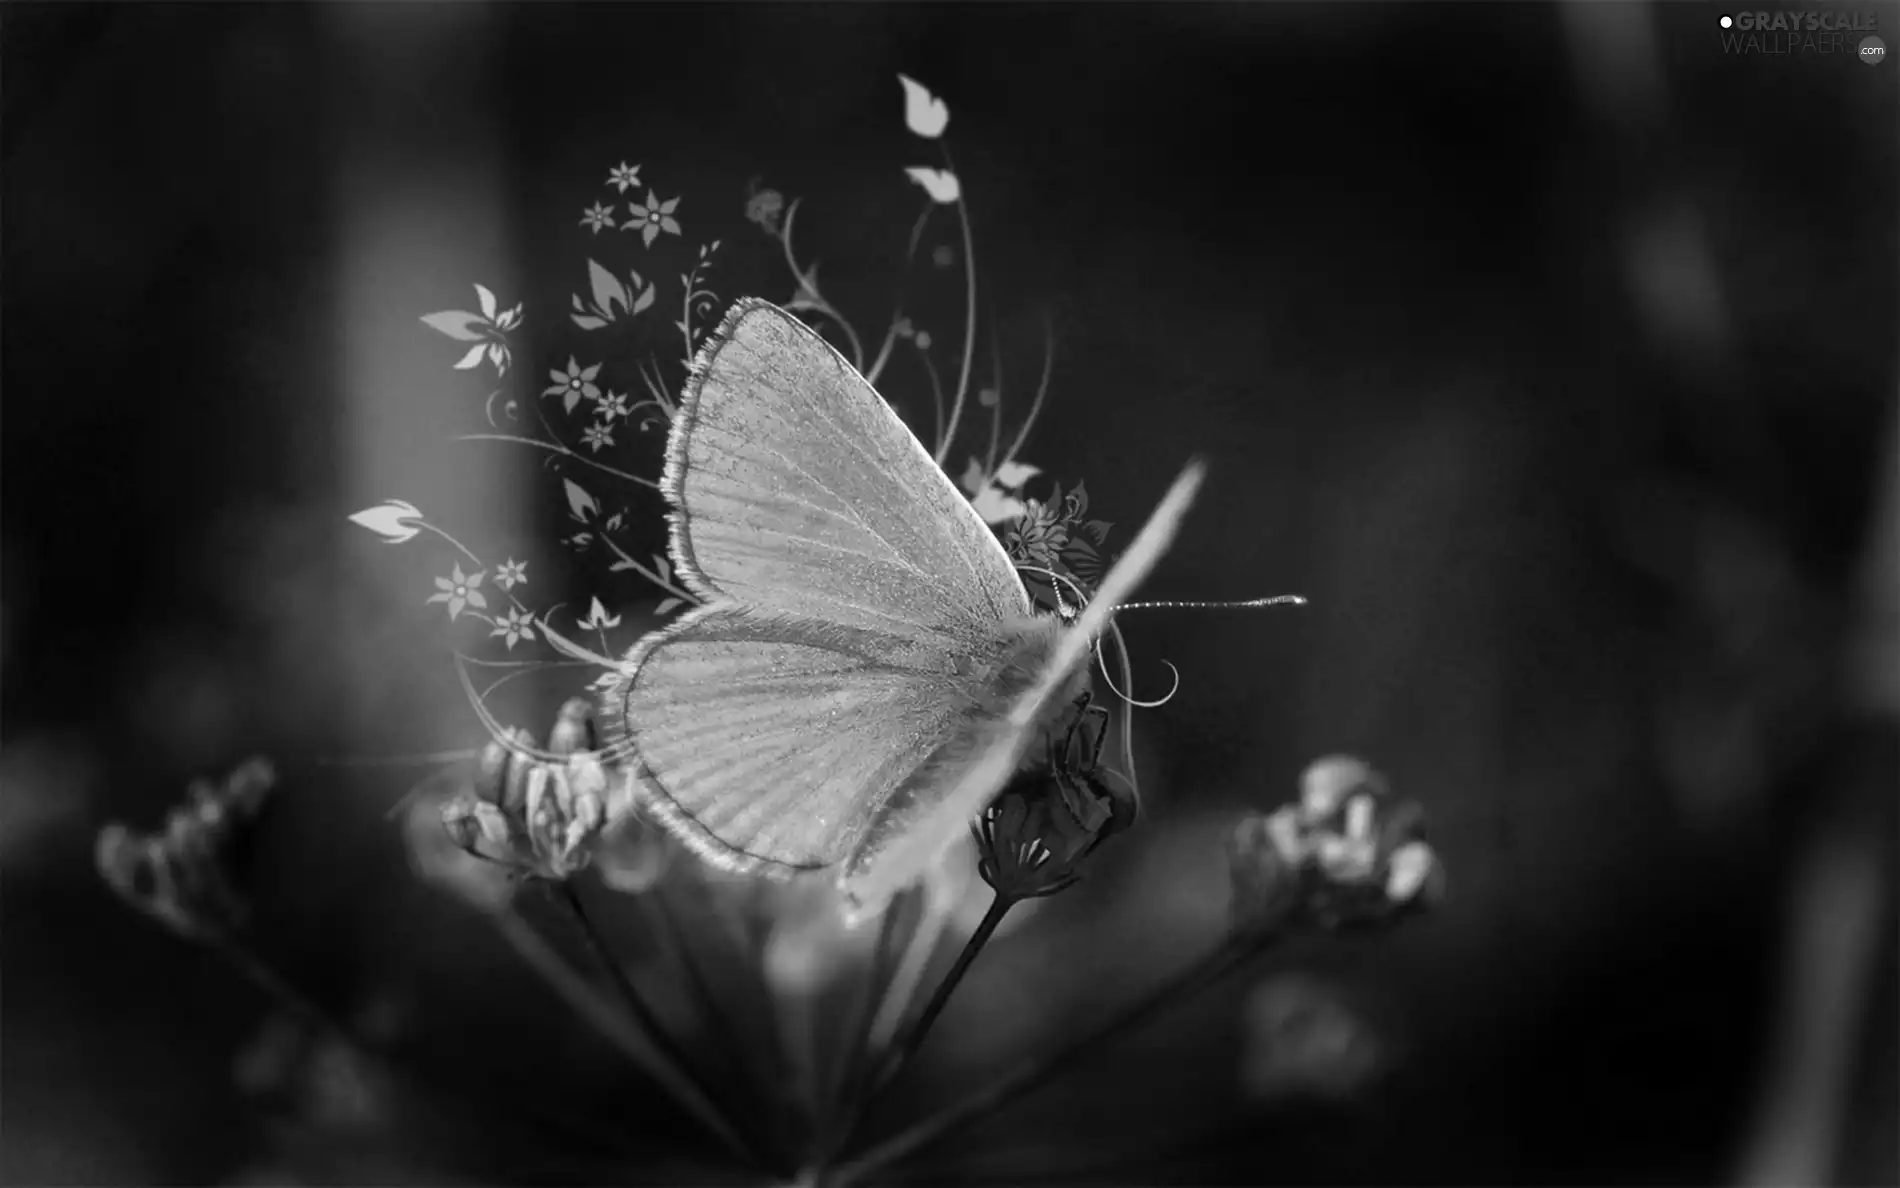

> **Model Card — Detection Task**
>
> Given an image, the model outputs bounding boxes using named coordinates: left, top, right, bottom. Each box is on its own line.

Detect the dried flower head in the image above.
left=972, top=699, right=1136, bottom=901
left=439, top=697, right=622, bottom=882
left=95, top=757, right=276, bottom=941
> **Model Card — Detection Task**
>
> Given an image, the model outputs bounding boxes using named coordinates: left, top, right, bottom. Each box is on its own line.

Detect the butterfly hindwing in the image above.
left=611, top=606, right=984, bottom=873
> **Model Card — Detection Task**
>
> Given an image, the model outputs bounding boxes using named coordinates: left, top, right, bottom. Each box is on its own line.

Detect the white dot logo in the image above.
left=1719, top=14, right=1733, bottom=28
left=1862, top=36, right=1887, bottom=65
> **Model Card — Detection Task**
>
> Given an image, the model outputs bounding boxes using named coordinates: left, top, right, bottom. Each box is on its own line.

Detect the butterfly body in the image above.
left=604, top=298, right=1198, bottom=908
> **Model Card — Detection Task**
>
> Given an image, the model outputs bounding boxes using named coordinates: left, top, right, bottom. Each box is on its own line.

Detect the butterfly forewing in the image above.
left=662, top=300, right=1029, bottom=637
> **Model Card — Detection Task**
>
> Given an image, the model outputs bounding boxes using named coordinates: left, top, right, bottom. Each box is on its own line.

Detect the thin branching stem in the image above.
left=597, top=531, right=697, bottom=604
left=982, top=317, right=1006, bottom=480
left=992, top=313, right=1056, bottom=486
left=453, top=433, right=659, bottom=491
left=827, top=931, right=1266, bottom=1188
left=865, top=309, right=905, bottom=387
left=873, top=892, right=1015, bottom=1093
left=920, top=351, right=949, bottom=462
left=933, top=142, right=979, bottom=468
left=554, top=883, right=770, bottom=1173
left=779, top=199, right=865, bottom=368
left=810, top=895, right=928, bottom=1173
left=209, top=931, right=627, bottom=1162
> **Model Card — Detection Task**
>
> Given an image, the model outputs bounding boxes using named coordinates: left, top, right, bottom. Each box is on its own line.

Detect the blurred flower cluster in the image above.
left=101, top=730, right=1441, bottom=1185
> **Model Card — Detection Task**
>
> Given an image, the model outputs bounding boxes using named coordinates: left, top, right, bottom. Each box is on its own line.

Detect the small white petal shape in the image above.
left=347, top=499, right=424, bottom=544
left=897, top=74, right=950, bottom=138
left=1384, top=841, right=1442, bottom=904
left=970, top=487, right=1029, bottom=525
left=452, top=343, right=487, bottom=370
left=904, top=166, right=961, bottom=204
left=1301, top=756, right=1380, bottom=819
left=474, top=283, right=498, bottom=321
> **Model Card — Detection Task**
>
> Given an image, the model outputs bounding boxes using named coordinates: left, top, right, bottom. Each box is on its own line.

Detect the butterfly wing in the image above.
left=609, top=607, right=984, bottom=872
left=611, top=299, right=1031, bottom=872
left=661, top=298, right=1029, bottom=637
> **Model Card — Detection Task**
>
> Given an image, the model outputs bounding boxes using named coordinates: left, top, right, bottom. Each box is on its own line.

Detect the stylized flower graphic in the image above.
left=581, top=422, right=615, bottom=453
left=494, top=559, right=528, bottom=590
left=541, top=357, right=602, bottom=414
left=579, top=202, right=616, bottom=234
left=489, top=607, right=536, bottom=650
left=1006, top=496, right=1071, bottom=572
left=347, top=499, right=425, bottom=544
left=595, top=390, right=631, bottom=421
left=425, top=563, right=487, bottom=620
left=606, top=161, right=642, bottom=193
left=420, top=284, right=523, bottom=376
left=623, top=189, right=682, bottom=247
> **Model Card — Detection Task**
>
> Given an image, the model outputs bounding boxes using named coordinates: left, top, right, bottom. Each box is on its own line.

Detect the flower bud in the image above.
left=449, top=709, right=615, bottom=882
left=406, top=782, right=514, bottom=912
left=971, top=708, right=1135, bottom=901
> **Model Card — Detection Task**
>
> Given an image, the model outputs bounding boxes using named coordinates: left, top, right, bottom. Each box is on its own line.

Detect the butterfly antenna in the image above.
left=1103, top=619, right=1141, bottom=808
left=1096, top=618, right=1181, bottom=710
left=1118, top=594, right=1308, bottom=611
left=1013, top=562, right=1088, bottom=620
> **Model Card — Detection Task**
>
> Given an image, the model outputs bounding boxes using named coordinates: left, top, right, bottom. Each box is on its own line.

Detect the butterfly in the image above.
left=603, top=299, right=1203, bottom=911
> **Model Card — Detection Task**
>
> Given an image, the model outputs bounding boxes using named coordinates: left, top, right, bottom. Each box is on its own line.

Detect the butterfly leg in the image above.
left=1061, top=691, right=1112, bottom=774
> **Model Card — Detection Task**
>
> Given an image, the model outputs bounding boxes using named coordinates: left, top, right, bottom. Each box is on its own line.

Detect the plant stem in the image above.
left=933, top=142, right=978, bottom=467
left=826, top=932, right=1263, bottom=1188
left=814, top=895, right=1016, bottom=1181
left=210, top=932, right=626, bottom=1163
left=555, top=883, right=769, bottom=1173
left=873, top=893, right=1014, bottom=1093
left=453, top=433, right=659, bottom=490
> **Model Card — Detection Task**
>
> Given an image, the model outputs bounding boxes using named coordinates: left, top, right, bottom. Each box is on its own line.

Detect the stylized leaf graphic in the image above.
left=588, top=259, right=627, bottom=318
left=904, top=166, right=961, bottom=204
left=452, top=344, right=487, bottom=370
left=474, top=283, right=498, bottom=321
left=580, top=595, right=622, bottom=630
left=897, top=74, right=950, bottom=138
left=348, top=499, right=424, bottom=543
left=564, top=479, right=598, bottom=521
left=992, top=460, right=1042, bottom=489
left=420, top=311, right=486, bottom=341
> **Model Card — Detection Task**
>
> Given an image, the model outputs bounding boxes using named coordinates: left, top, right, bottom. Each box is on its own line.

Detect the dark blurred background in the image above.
left=3, top=3, right=1895, bottom=1185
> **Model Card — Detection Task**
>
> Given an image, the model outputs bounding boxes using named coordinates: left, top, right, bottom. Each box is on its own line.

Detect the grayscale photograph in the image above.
left=2, top=3, right=1894, bottom=1185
